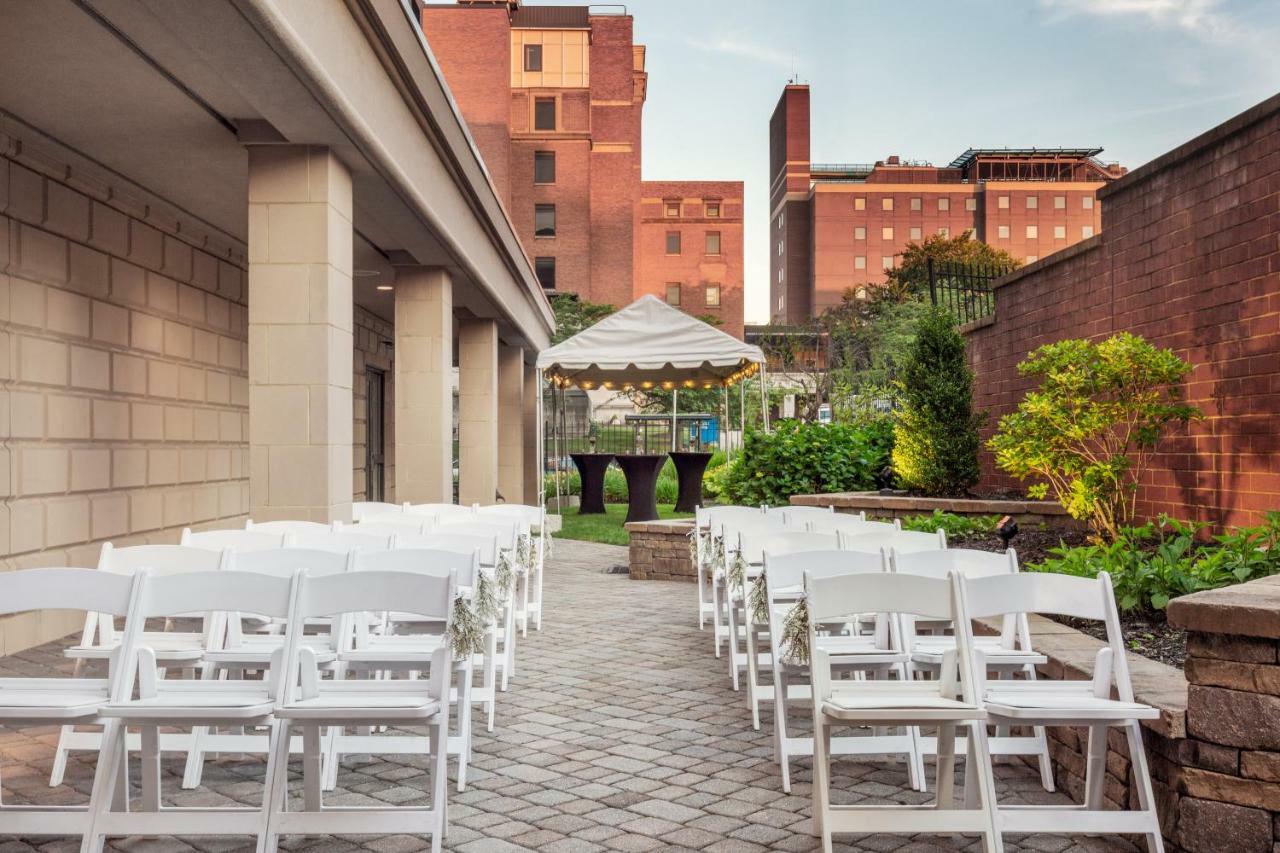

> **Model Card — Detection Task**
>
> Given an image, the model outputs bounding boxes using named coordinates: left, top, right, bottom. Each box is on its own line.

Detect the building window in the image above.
left=998, top=195, right=1009, bottom=209
left=1054, top=195, right=1066, bottom=210
left=881, top=226, right=893, bottom=240
left=854, top=226, right=866, bottom=240
left=1083, top=195, right=1095, bottom=209
left=965, top=197, right=977, bottom=211
left=1026, top=224, right=1038, bottom=239
left=778, top=211, right=785, bottom=227
left=1054, top=225, right=1066, bottom=239
left=535, top=204, right=556, bottom=237
left=704, top=283, right=721, bottom=307
left=665, top=283, right=681, bottom=305
left=881, top=256, right=895, bottom=271
left=1026, top=195, right=1038, bottom=209
left=534, top=97, right=556, bottom=131
left=938, top=227, right=949, bottom=237
left=854, top=197, right=866, bottom=211
left=938, top=197, right=950, bottom=212
left=524, top=44, right=543, bottom=72
left=777, top=241, right=783, bottom=256
left=535, top=257, right=555, bottom=289
left=910, top=197, right=922, bottom=211
left=997, top=225, right=1010, bottom=239
left=909, top=226, right=922, bottom=241
left=666, top=231, right=681, bottom=254
left=1082, top=225, right=1095, bottom=238
left=1027, top=255, right=1038, bottom=263
left=665, top=200, right=681, bottom=217
left=854, top=255, right=866, bottom=270
left=881, top=197, right=894, bottom=211
left=705, top=231, right=721, bottom=255
left=706, top=202, right=721, bottom=218
left=534, top=151, right=555, bottom=184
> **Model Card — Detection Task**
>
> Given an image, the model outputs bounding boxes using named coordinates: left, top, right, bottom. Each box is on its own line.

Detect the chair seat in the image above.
left=822, top=684, right=984, bottom=722
left=984, top=689, right=1160, bottom=722
left=206, top=647, right=337, bottom=667
left=277, top=686, right=442, bottom=722
left=101, top=687, right=275, bottom=722
left=67, top=632, right=206, bottom=663
left=0, top=678, right=110, bottom=720
left=911, top=637, right=1047, bottom=667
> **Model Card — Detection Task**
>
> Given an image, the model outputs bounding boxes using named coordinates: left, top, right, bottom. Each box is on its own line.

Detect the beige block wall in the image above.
left=353, top=306, right=394, bottom=502
left=0, top=141, right=250, bottom=653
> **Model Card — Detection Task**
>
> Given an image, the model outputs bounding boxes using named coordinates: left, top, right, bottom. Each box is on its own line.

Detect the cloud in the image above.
left=681, top=33, right=795, bottom=71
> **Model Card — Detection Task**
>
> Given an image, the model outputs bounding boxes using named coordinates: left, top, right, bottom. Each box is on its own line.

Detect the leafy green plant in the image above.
left=988, top=333, right=1199, bottom=542
left=1028, top=513, right=1280, bottom=612
left=720, top=420, right=893, bottom=506
left=891, top=307, right=982, bottom=495
left=901, top=510, right=1000, bottom=537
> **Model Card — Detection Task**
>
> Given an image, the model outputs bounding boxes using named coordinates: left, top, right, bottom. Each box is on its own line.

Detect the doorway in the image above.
left=365, top=367, right=386, bottom=502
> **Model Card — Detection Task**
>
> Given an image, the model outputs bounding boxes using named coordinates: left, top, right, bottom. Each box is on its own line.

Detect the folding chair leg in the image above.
left=80, top=719, right=126, bottom=853
left=746, top=622, right=761, bottom=731
left=935, top=724, right=956, bottom=807
left=456, top=664, right=473, bottom=792
left=1084, top=724, right=1107, bottom=809
left=303, top=725, right=323, bottom=812
left=908, top=724, right=926, bottom=793
left=812, top=717, right=832, bottom=850
left=773, top=668, right=791, bottom=794
left=967, top=723, right=1005, bottom=853
left=50, top=725, right=74, bottom=787
left=258, top=720, right=291, bottom=853
left=140, top=726, right=161, bottom=812
left=484, top=630, right=498, bottom=733
left=182, top=662, right=221, bottom=789
left=429, top=717, right=449, bottom=853
left=1033, top=725, right=1055, bottom=792
left=1124, top=720, right=1166, bottom=853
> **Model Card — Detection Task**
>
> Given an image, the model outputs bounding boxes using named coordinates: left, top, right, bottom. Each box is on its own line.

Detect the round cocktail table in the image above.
left=569, top=453, right=614, bottom=515
left=614, top=454, right=667, bottom=523
left=668, top=451, right=713, bottom=513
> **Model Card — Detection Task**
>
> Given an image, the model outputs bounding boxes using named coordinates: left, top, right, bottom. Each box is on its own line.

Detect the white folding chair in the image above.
left=265, top=569, right=454, bottom=853
left=182, top=527, right=288, bottom=551
left=352, top=501, right=405, bottom=521
left=51, top=544, right=229, bottom=787
left=181, top=549, right=354, bottom=790
left=808, top=570, right=1001, bottom=853
left=960, top=571, right=1164, bottom=851
left=331, top=548, right=480, bottom=790
left=441, top=518, right=533, bottom=639
left=245, top=519, right=331, bottom=535
left=0, top=568, right=139, bottom=839
left=892, top=548, right=1054, bottom=791
left=734, top=530, right=838, bottom=728
left=764, top=549, right=922, bottom=793
left=840, top=527, right=946, bottom=553
left=476, top=504, right=547, bottom=631
left=82, top=569, right=298, bottom=852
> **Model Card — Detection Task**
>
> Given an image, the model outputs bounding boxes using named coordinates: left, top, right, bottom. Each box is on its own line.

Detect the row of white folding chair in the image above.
left=807, top=568, right=1163, bottom=853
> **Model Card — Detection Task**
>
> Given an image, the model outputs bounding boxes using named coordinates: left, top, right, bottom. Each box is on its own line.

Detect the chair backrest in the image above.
left=236, top=548, right=352, bottom=578
left=396, top=532, right=499, bottom=566
left=475, top=503, right=544, bottom=527
left=131, top=570, right=296, bottom=621
left=890, top=547, right=1016, bottom=580
left=0, top=567, right=137, bottom=618
left=806, top=513, right=894, bottom=536
left=246, top=519, right=332, bottom=535
left=717, top=513, right=787, bottom=547
left=738, top=530, right=838, bottom=564
left=777, top=505, right=839, bottom=525
left=181, top=527, right=287, bottom=552
left=352, top=501, right=404, bottom=521
left=404, top=503, right=474, bottom=520
left=839, top=527, right=946, bottom=554
left=352, top=517, right=433, bottom=537
left=764, top=549, right=885, bottom=594
left=438, top=518, right=522, bottom=551
left=707, top=506, right=765, bottom=531
left=295, top=569, right=456, bottom=624
left=98, top=542, right=228, bottom=576
left=355, top=548, right=480, bottom=588
left=289, top=530, right=394, bottom=553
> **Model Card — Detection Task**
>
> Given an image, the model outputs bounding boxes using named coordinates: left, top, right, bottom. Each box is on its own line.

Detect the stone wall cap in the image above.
left=790, top=491, right=1068, bottom=516
left=624, top=519, right=695, bottom=534
left=1167, top=575, right=1280, bottom=639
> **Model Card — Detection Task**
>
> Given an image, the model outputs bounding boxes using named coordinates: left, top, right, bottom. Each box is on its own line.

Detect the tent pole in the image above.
left=739, top=379, right=746, bottom=439
left=761, top=364, right=771, bottom=433
left=721, top=384, right=729, bottom=462
left=671, top=388, right=679, bottom=453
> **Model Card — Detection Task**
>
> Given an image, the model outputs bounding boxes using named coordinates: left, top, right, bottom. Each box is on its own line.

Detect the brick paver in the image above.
left=0, top=538, right=1136, bottom=852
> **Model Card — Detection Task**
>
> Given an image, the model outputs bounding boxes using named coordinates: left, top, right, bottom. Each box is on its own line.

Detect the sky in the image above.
left=576, top=0, right=1280, bottom=324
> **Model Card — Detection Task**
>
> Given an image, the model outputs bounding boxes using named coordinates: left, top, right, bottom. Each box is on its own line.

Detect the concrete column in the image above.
left=247, top=145, right=353, bottom=522
left=457, top=318, right=499, bottom=506
left=393, top=266, right=454, bottom=505
left=523, top=363, right=541, bottom=505
left=496, top=344, right=524, bottom=503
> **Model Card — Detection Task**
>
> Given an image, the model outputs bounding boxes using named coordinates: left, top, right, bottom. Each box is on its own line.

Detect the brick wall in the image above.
left=0, top=132, right=250, bottom=651
left=966, top=94, right=1280, bottom=527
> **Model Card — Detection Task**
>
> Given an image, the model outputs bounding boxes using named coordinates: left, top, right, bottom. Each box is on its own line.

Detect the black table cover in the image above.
left=668, top=451, right=713, bottom=513
left=615, top=454, right=667, bottom=523
left=570, top=453, right=614, bottom=515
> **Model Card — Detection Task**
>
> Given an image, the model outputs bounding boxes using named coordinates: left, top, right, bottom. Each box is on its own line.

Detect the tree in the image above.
left=891, top=307, right=982, bottom=495
left=750, top=323, right=830, bottom=421
left=988, top=333, right=1199, bottom=542
left=549, top=293, right=615, bottom=344
left=881, top=230, right=1020, bottom=302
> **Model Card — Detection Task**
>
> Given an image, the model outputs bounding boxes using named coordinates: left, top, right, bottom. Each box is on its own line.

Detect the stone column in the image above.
left=523, top=362, right=541, bottom=506
left=393, top=266, right=454, bottom=505
left=247, top=145, right=353, bottom=522
left=497, top=343, right=524, bottom=503
left=457, top=318, right=498, bottom=505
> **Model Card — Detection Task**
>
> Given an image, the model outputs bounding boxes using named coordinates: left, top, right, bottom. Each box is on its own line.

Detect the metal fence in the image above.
left=926, top=258, right=1013, bottom=325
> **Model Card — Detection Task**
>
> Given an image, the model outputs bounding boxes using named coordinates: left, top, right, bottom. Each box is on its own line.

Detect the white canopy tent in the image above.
left=535, top=295, right=768, bottom=513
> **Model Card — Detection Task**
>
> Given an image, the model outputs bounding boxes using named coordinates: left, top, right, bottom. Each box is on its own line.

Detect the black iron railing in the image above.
left=926, top=258, right=1012, bottom=325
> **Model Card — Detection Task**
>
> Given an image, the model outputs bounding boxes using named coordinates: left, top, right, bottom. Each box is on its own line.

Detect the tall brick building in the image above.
left=422, top=0, right=745, bottom=337
left=769, top=84, right=1126, bottom=323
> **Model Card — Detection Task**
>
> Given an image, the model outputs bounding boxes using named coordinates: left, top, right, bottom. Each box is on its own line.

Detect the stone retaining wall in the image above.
left=625, top=519, right=695, bottom=581
left=790, top=491, right=1081, bottom=529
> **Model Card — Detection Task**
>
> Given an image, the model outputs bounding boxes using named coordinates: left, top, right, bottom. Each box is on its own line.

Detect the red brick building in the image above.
left=769, top=84, right=1126, bottom=323
left=421, top=0, right=745, bottom=337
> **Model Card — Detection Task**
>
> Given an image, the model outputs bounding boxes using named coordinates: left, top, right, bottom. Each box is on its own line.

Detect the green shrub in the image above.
left=891, top=307, right=982, bottom=495
left=988, top=333, right=1198, bottom=542
left=900, top=510, right=1000, bottom=537
left=543, top=470, right=580, bottom=499
left=720, top=420, right=893, bottom=506
left=1029, top=513, right=1280, bottom=612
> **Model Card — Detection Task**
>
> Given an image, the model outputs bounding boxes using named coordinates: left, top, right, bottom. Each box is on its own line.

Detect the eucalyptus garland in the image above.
left=711, top=535, right=725, bottom=575
left=778, top=600, right=811, bottom=665
left=749, top=569, right=770, bottom=626
left=473, top=571, right=499, bottom=624
left=447, top=594, right=485, bottom=658
left=687, top=529, right=699, bottom=571
left=728, top=550, right=747, bottom=594
left=517, top=534, right=535, bottom=577
left=495, top=551, right=515, bottom=600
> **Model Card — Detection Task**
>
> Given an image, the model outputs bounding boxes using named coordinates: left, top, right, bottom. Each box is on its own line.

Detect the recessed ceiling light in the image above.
left=376, top=285, right=393, bottom=291
left=354, top=269, right=380, bottom=278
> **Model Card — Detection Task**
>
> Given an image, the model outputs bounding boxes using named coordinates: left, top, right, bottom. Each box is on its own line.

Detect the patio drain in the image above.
left=602, top=564, right=629, bottom=575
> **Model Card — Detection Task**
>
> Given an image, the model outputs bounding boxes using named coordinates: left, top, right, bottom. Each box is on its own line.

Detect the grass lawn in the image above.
left=552, top=503, right=691, bottom=546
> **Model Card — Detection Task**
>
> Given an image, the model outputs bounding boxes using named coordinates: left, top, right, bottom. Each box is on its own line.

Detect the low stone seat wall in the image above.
left=791, top=490, right=1081, bottom=529
left=626, top=519, right=695, bottom=581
